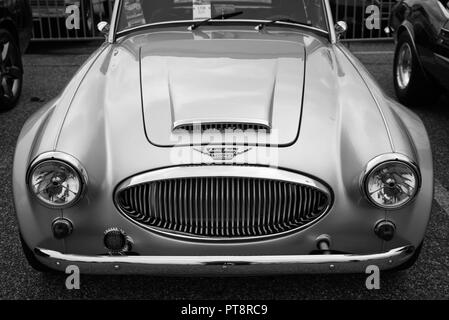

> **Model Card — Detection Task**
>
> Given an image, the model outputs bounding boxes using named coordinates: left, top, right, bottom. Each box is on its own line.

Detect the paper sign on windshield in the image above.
left=123, top=0, right=146, bottom=28
left=193, top=0, right=212, bottom=20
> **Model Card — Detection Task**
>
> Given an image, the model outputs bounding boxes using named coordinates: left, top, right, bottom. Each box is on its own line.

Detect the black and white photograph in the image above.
left=0, top=0, right=448, bottom=307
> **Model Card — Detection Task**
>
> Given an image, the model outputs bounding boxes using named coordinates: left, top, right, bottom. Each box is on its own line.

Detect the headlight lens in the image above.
left=28, top=160, right=84, bottom=208
left=364, top=160, right=420, bottom=209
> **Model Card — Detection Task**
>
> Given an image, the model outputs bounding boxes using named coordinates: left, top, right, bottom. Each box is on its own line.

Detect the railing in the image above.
left=332, top=0, right=395, bottom=41
left=30, top=0, right=395, bottom=41
left=31, top=0, right=115, bottom=40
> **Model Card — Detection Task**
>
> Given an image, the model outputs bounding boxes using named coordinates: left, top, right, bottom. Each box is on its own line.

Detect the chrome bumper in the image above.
left=34, top=246, right=415, bottom=275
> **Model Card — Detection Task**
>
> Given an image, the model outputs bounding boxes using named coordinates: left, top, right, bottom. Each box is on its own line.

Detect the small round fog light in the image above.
left=374, top=220, right=396, bottom=241
left=104, top=228, right=130, bottom=253
left=52, top=218, right=73, bottom=239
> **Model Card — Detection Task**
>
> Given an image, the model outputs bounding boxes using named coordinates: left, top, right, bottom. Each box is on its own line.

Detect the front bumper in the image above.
left=34, top=246, right=414, bottom=275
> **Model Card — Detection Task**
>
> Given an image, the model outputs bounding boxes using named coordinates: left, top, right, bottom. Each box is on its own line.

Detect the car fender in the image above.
left=383, top=99, right=434, bottom=249
left=13, top=43, right=109, bottom=252
left=12, top=100, right=66, bottom=253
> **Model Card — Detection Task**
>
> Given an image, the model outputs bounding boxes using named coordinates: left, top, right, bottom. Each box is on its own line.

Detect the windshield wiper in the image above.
left=188, top=11, right=244, bottom=31
left=255, top=19, right=312, bottom=31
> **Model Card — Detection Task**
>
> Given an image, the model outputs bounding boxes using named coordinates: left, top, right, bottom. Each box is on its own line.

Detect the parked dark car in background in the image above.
left=390, top=0, right=449, bottom=106
left=0, top=0, right=32, bottom=111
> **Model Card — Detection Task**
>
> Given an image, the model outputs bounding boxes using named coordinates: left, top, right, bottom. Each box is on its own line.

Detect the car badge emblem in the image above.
left=195, top=146, right=251, bottom=161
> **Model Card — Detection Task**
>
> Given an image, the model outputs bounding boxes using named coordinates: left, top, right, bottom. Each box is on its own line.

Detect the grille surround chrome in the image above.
left=114, top=166, right=332, bottom=241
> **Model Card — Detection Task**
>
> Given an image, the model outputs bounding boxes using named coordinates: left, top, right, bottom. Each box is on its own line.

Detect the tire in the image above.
left=389, top=242, right=423, bottom=272
left=393, top=33, right=439, bottom=107
left=0, top=29, right=23, bottom=111
left=20, top=234, right=54, bottom=273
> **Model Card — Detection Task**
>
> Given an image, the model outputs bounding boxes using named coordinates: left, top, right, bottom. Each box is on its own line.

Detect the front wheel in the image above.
left=0, top=29, right=23, bottom=111
left=393, top=34, right=440, bottom=107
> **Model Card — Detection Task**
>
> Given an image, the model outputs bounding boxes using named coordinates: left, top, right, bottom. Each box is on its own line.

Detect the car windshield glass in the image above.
left=116, top=0, right=328, bottom=33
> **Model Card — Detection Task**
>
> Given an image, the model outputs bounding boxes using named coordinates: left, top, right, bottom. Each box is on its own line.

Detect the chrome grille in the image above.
left=116, top=175, right=330, bottom=238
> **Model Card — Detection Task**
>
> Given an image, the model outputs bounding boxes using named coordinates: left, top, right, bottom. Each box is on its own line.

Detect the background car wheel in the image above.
left=389, top=242, right=423, bottom=272
left=0, top=29, right=23, bottom=112
left=19, top=234, right=55, bottom=273
left=393, top=33, right=440, bottom=107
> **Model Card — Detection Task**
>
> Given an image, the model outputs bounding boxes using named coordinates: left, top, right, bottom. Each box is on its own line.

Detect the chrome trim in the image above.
left=324, top=0, right=337, bottom=43
left=118, top=166, right=329, bottom=193
left=111, top=0, right=332, bottom=41
left=360, top=153, right=422, bottom=210
left=34, top=246, right=415, bottom=274
left=108, top=0, right=121, bottom=43
left=172, top=119, right=271, bottom=131
left=115, top=19, right=329, bottom=38
left=26, top=151, right=88, bottom=209
left=334, top=21, right=348, bottom=40
left=114, top=166, right=333, bottom=241
left=437, top=1, right=449, bottom=20
left=435, top=53, right=449, bottom=64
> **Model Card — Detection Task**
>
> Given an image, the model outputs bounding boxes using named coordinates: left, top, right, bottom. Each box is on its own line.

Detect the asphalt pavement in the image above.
left=0, top=41, right=448, bottom=299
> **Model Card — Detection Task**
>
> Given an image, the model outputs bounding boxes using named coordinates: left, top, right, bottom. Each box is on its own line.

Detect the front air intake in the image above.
left=115, top=167, right=332, bottom=239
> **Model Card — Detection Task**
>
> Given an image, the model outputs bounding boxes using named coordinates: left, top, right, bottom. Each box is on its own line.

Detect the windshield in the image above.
left=116, top=0, right=328, bottom=33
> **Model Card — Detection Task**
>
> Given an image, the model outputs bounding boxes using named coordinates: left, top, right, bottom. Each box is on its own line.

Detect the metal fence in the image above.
left=30, top=0, right=395, bottom=41
left=332, top=0, right=395, bottom=41
left=31, top=0, right=115, bottom=40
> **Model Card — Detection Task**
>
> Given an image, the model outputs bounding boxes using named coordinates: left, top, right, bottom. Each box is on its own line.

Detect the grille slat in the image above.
left=199, top=179, right=204, bottom=235
left=182, top=179, right=188, bottom=233
left=162, top=181, right=168, bottom=228
left=261, top=180, right=267, bottom=235
left=234, top=179, right=239, bottom=237
left=251, top=179, right=256, bottom=235
left=118, top=176, right=330, bottom=238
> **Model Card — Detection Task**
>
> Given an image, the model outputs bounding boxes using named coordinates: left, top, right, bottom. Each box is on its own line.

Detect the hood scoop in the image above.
left=140, top=38, right=306, bottom=146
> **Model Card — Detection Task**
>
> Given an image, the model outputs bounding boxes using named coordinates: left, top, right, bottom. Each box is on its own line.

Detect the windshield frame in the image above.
left=109, top=0, right=335, bottom=42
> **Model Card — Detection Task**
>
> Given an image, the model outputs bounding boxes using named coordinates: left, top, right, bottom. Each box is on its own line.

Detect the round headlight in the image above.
left=364, top=160, right=420, bottom=209
left=28, top=159, right=85, bottom=209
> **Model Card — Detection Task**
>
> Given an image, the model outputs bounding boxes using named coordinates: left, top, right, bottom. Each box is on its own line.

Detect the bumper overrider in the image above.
left=34, top=246, right=414, bottom=275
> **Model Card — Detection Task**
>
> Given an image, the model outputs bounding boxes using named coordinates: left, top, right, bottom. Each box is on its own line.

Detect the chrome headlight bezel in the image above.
left=26, top=152, right=88, bottom=209
left=361, top=153, right=421, bottom=210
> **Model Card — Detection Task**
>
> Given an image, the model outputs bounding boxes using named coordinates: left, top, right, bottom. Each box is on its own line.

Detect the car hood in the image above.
left=50, top=28, right=399, bottom=186
left=140, top=35, right=305, bottom=146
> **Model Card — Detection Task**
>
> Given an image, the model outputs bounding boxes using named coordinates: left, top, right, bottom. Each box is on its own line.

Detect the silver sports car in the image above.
left=14, top=0, right=433, bottom=275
